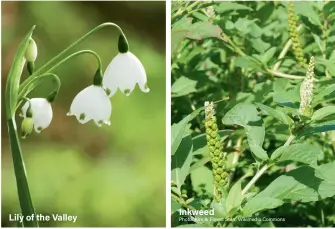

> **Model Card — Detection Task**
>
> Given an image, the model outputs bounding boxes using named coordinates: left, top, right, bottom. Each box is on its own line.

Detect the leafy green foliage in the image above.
left=171, top=1, right=335, bottom=227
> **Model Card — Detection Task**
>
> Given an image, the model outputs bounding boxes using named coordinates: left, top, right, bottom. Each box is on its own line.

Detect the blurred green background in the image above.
left=1, top=1, right=165, bottom=227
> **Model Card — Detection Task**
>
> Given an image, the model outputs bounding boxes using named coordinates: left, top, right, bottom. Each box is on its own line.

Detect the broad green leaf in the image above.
left=234, top=18, right=262, bottom=37
left=323, top=1, right=335, bottom=17
left=312, top=84, right=335, bottom=106
left=171, top=115, right=190, bottom=155
left=172, top=17, right=225, bottom=55
left=243, top=197, right=283, bottom=217
left=272, top=80, right=300, bottom=108
left=235, top=56, right=263, bottom=70
left=172, top=199, right=182, bottom=214
left=226, top=181, right=243, bottom=214
left=311, top=106, right=335, bottom=121
left=171, top=135, right=193, bottom=193
left=316, top=58, right=335, bottom=76
left=172, top=76, right=197, bottom=97
left=223, top=103, right=268, bottom=161
left=261, top=47, right=277, bottom=64
left=249, top=38, right=271, bottom=54
left=271, top=143, right=323, bottom=166
left=294, top=2, right=322, bottom=26
left=215, top=2, right=253, bottom=13
left=244, top=162, right=335, bottom=216
left=298, top=120, right=335, bottom=137
left=312, top=33, right=323, bottom=53
left=190, top=166, right=213, bottom=195
left=255, top=103, right=293, bottom=125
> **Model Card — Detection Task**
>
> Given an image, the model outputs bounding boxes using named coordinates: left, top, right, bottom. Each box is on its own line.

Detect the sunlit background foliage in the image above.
left=1, top=1, right=165, bottom=227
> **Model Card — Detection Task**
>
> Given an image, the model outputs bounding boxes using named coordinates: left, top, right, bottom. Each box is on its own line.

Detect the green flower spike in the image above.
left=288, top=2, right=307, bottom=68
left=204, top=101, right=228, bottom=202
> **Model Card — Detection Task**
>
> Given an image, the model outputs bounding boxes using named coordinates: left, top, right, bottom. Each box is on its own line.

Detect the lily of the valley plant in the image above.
left=5, top=23, right=149, bottom=227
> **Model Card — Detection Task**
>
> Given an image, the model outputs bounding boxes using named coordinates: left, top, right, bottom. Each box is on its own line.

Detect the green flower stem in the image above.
left=19, top=50, right=102, bottom=96
left=284, top=134, right=295, bottom=146
left=19, top=73, right=61, bottom=101
left=31, top=22, right=124, bottom=78
left=7, top=118, right=38, bottom=227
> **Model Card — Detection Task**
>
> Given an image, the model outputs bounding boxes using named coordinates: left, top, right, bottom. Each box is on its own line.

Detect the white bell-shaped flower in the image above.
left=67, top=85, right=111, bottom=126
left=102, top=52, right=150, bottom=97
left=21, top=98, right=53, bottom=133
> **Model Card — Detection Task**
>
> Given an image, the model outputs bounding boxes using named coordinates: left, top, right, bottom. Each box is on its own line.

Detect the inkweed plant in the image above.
left=5, top=22, right=149, bottom=227
left=171, top=1, right=335, bottom=227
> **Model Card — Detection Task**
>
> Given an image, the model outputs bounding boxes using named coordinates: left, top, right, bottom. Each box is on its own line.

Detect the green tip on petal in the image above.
left=79, top=113, right=86, bottom=121
left=118, top=33, right=129, bottom=53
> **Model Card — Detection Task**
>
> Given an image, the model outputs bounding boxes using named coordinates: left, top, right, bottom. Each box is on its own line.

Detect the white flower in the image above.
left=102, top=51, right=150, bottom=97
left=67, top=85, right=111, bottom=126
left=21, top=98, right=53, bottom=133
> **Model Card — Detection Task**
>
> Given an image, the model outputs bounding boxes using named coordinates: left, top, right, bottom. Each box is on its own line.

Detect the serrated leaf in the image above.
left=172, top=76, right=197, bottom=97
left=171, top=115, right=190, bottom=155
left=171, top=135, right=193, bottom=193
left=311, top=106, right=335, bottom=121
left=271, top=143, right=323, bottom=166
left=226, top=181, right=243, bottom=214
left=255, top=103, right=293, bottom=125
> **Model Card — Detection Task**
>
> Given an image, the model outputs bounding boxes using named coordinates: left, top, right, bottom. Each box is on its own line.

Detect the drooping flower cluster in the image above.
left=299, top=56, right=315, bottom=116
left=21, top=32, right=149, bottom=138
left=204, top=101, right=228, bottom=202
left=288, top=2, right=307, bottom=68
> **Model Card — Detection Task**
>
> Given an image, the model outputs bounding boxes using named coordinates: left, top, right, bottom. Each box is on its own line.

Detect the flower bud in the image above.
left=25, top=38, right=37, bottom=62
left=21, top=117, right=34, bottom=139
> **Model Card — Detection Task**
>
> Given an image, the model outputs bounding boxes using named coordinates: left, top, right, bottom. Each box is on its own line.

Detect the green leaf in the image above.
left=215, top=2, right=253, bottom=13
left=316, top=58, right=335, bottom=76
left=249, top=38, right=271, bottom=54
left=294, top=2, right=322, bottom=26
left=261, top=47, right=277, bottom=64
left=312, top=84, right=335, bottom=106
left=172, top=76, right=197, bottom=97
left=226, top=181, right=243, bottom=214
left=171, top=115, right=190, bottom=155
left=234, top=18, right=262, bottom=37
left=172, top=17, right=225, bottom=55
left=171, top=135, right=193, bottom=193
left=271, top=143, right=323, bottom=166
left=190, top=166, right=214, bottom=195
left=243, top=162, right=335, bottom=216
left=235, top=56, right=263, bottom=71
left=298, top=120, right=335, bottom=137
left=255, top=103, right=293, bottom=125
left=223, top=103, right=268, bottom=161
left=243, top=197, right=283, bottom=217
left=311, top=106, right=335, bottom=121
left=5, top=26, right=36, bottom=119
left=172, top=199, right=182, bottom=214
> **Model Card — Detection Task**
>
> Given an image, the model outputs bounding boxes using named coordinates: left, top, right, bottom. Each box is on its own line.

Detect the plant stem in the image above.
left=241, top=164, right=269, bottom=195
left=267, top=70, right=305, bottom=80
left=19, top=50, right=102, bottom=95
left=7, top=118, right=38, bottom=227
left=284, top=134, right=295, bottom=146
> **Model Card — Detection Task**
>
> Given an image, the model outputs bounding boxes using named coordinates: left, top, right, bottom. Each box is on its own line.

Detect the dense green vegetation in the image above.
left=171, top=1, right=335, bottom=227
